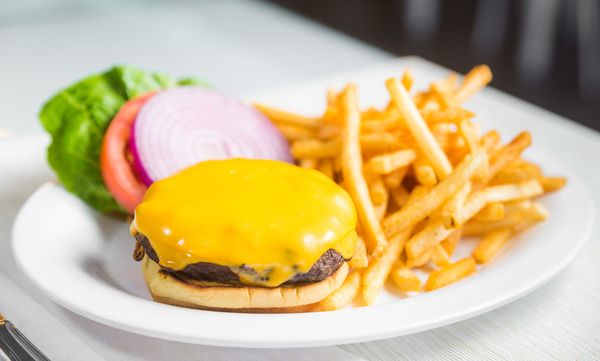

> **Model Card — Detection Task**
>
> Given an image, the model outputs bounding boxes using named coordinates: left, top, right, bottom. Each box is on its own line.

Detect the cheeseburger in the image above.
left=131, top=159, right=358, bottom=312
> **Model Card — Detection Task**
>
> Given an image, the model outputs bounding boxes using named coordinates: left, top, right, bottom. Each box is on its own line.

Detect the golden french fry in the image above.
left=254, top=103, right=321, bottom=128
left=340, top=85, right=388, bottom=255
left=401, top=69, right=414, bottom=91
left=318, top=158, right=335, bottom=179
left=463, top=201, right=548, bottom=236
left=390, top=261, right=421, bottom=292
left=386, top=77, right=453, bottom=180
left=367, top=175, right=389, bottom=220
left=383, top=167, right=408, bottom=189
left=422, top=107, right=474, bottom=125
left=444, top=180, right=542, bottom=229
left=405, top=218, right=454, bottom=259
left=319, top=270, right=362, bottom=311
left=275, top=123, right=316, bottom=141
left=291, top=138, right=340, bottom=159
left=390, top=186, right=410, bottom=209
left=359, top=132, right=408, bottom=153
left=485, top=132, right=532, bottom=182
left=490, top=165, right=541, bottom=185
left=317, top=123, right=340, bottom=139
left=349, top=237, right=369, bottom=269
left=383, top=150, right=487, bottom=237
left=458, top=119, right=480, bottom=153
left=481, top=130, right=501, bottom=152
left=441, top=229, right=462, bottom=256
left=455, top=65, right=493, bottom=103
left=299, top=158, right=318, bottom=169
left=414, top=162, right=437, bottom=186
left=431, top=244, right=451, bottom=268
left=405, top=246, right=434, bottom=268
left=484, top=180, right=543, bottom=203
left=362, top=228, right=411, bottom=305
left=538, top=176, right=567, bottom=192
left=473, top=202, right=505, bottom=222
left=366, top=149, right=416, bottom=174
left=441, top=182, right=472, bottom=228
left=425, top=257, right=477, bottom=291
left=472, top=228, right=512, bottom=264
left=367, top=174, right=387, bottom=205
left=431, top=82, right=457, bottom=109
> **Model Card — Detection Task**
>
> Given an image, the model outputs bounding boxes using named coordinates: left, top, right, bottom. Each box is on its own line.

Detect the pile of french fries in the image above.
left=255, top=65, right=566, bottom=311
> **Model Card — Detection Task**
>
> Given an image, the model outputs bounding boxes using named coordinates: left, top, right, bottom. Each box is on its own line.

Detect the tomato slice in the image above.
left=101, top=92, right=156, bottom=213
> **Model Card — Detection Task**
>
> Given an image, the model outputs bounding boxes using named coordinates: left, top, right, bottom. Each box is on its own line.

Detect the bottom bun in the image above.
left=141, top=256, right=349, bottom=313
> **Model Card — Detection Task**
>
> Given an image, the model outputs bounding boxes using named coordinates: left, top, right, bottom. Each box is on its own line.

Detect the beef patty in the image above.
left=134, top=233, right=346, bottom=286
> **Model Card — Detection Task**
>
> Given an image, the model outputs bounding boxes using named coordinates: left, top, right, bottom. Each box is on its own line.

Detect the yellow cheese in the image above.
left=133, top=159, right=357, bottom=287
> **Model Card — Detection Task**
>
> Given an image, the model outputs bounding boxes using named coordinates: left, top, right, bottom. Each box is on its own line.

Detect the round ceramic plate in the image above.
left=12, top=59, right=596, bottom=347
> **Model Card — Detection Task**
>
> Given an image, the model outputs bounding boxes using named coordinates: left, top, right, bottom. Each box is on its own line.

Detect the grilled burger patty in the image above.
left=135, top=233, right=346, bottom=286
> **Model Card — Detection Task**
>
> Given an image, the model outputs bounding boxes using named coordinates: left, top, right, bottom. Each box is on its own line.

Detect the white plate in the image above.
left=12, top=58, right=595, bottom=348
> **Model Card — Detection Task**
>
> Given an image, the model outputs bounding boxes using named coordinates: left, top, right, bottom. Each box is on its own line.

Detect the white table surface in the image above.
left=1, top=1, right=600, bottom=360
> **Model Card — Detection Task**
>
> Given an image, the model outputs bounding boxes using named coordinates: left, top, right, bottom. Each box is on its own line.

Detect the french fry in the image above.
left=423, top=107, right=474, bottom=125
left=490, top=165, right=541, bottom=185
left=366, top=149, right=416, bottom=174
left=390, top=261, right=421, bottom=292
left=401, top=69, right=414, bottom=91
left=472, top=228, right=512, bottom=264
left=291, top=138, right=339, bottom=159
left=349, top=237, right=369, bottom=269
left=275, top=123, right=316, bottom=141
left=414, top=161, right=438, bottom=186
left=430, top=244, right=451, bottom=268
left=318, top=158, right=335, bottom=179
left=441, top=182, right=472, bottom=228
left=463, top=201, right=548, bottom=236
left=383, top=150, right=487, bottom=237
left=367, top=174, right=388, bottom=205
left=362, top=228, right=411, bottom=304
left=441, top=229, right=462, bottom=256
left=320, top=270, right=362, bottom=311
left=257, top=65, right=566, bottom=309
left=431, top=83, right=457, bottom=109
left=390, top=186, right=410, bottom=209
left=481, top=130, right=501, bottom=153
left=473, top=202, right=505, bottom=222
left=425, top=258, right=477, bottom=291
left=539, top=176, right=567, bottom=192
left=445, top=180, right=543, bottom=229
left=383, top=167, right=408, bottom=189
left=359, top=132, right=408, bottom=153
left=455, top=65, right=493, bottom=103
left=484, top=180, right=543, bottom=203
left=340, top=85, right=388, bottom=255
left=299, top=158, right=318, bottom=169
left=485, top=132, right=532, bottom=183
left=254, top=103, right=321, bottom=128
left=405, top=246, right=434, bottom=268
left=386, top=77, right=453, bottom=180
left=405, top=218, right=454, bottom=259
left=317, top=123, right=340, bottom=139
left=458, top=119, right=480, bottom=153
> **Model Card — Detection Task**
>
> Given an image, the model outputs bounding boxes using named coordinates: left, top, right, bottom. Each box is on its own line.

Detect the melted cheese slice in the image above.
left=133, top=159, right=358, bottom=287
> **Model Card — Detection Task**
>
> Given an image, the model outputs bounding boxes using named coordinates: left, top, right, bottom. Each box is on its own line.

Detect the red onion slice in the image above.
left=130, top=87, right=292, bottom=184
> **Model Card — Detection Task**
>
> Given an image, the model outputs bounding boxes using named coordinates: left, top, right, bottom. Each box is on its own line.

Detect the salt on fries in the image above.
left=255, top=65, right=566, bottom=310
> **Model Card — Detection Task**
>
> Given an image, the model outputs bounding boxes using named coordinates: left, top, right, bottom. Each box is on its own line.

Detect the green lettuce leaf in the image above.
left=39, top=65, right=203, bottom=213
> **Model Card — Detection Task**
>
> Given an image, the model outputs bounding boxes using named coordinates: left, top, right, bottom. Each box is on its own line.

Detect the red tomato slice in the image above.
left=101, top=92, right=156, bottom=213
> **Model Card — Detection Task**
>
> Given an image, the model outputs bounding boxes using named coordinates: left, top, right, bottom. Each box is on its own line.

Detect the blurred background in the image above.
left=1, top=0, right=598, bottom=133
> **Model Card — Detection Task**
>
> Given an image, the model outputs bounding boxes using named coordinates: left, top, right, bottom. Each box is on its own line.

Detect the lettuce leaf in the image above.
left=39, top=65, right=201, bottom=213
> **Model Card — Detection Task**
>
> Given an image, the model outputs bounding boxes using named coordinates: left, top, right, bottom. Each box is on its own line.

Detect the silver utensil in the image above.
left=0, top=314, right=50, bottom=361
